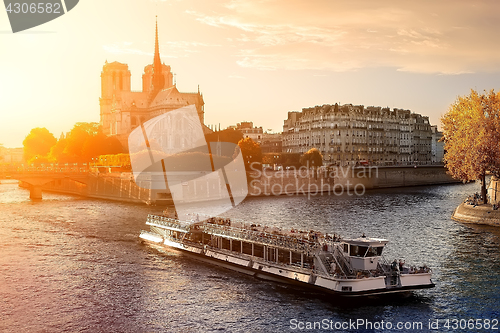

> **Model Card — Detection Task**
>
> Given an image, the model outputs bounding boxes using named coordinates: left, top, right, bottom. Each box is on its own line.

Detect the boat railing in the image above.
left=205, top=245, right=322, bottom=274
left=377, top=255, right=395, bottom=275
left=192, top=213, right=338, bottom=245
left=147, top=214, right=191, bottom=232
left=315, top=253, right=332, bottom=276
left=378, top=256, right=431, bottom=275
left=332, top=243, right=354, bottom=277
left=202, top=223, right=320, bottom=253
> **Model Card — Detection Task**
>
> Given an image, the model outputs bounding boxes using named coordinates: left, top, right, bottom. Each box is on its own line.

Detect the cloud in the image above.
left=187, top=0, right=500, bottom=74
left=103, top=43, right=154, bottom=57
left=103, top=40, right=220, bottom=58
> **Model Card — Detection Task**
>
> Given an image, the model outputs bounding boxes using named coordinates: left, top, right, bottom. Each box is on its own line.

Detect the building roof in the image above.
left=150, top=86, right=203, bottom=109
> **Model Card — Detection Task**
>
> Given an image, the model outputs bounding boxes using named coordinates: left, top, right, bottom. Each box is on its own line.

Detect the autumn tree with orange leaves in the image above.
left=441, top=89, right=500, bottom=204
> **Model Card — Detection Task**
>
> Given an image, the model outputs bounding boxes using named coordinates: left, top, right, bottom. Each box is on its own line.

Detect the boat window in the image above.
left=350, top=245, right=368, bottom=257
left=343, top=244, right=349, bottom=253
left=365, top=247, right=375, bottom=257
left=364, top=246, right=384, bottom=257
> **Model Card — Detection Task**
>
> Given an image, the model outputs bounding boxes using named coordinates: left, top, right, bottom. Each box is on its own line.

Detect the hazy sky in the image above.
left=1, top=0, right=500, bottom=148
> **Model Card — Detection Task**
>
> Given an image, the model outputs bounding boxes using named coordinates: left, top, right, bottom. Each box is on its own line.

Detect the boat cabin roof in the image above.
left=343, top=237, right=388, bottom=247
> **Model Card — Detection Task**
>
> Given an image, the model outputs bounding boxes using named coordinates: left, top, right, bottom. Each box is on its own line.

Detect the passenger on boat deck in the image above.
left=391, top=259, right=398, bottom=271
left=399, top=260, right=405, bottom=271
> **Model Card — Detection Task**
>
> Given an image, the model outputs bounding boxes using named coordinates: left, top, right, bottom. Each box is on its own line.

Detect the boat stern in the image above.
left=400, top=272, right=435, bottom=289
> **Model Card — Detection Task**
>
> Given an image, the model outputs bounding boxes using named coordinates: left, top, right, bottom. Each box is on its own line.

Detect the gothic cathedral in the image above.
left=99, top=19, right=205, bottom=145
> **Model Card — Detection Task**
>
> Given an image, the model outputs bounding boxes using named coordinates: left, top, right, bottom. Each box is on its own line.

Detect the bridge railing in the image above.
left=1, top=163, right=91, bottom=174
left=0, top=162, right=130, bottom=175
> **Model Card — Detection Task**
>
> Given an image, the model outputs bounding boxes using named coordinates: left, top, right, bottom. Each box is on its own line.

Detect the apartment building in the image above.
left=282, top=103, right=433, bottom=166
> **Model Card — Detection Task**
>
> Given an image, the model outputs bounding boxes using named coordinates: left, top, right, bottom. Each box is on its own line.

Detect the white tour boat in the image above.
left=139, top=214, right=434, bottom=297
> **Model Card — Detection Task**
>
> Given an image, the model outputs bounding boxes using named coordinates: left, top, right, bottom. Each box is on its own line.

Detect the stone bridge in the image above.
left=1, top=171, right=90, bottom=199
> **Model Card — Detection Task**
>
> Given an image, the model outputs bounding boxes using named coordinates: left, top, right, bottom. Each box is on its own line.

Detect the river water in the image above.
left=0, top=181, right=499, bottom=332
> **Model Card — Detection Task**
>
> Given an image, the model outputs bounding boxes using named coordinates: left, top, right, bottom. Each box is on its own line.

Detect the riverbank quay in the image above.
left=452, top=202, right=500, bottom=226
left=28, top=165, right=460, bottom=204
left=248, top=165, right=460, bottom=196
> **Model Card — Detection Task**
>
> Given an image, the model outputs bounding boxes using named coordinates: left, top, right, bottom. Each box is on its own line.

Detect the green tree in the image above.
left=281, top=152, right=302, bottom=169
left=205, top=128, right=243, bottom=145
left=262, top=153, right=283, bottom=169
left=81, top=132, right=107, bottom=159
left=104, top=136, right=124, bottom=155
left=63, top=122, right=123, bottom=162
left=48, top=136, right=70, bottom=163
left=65, top=123, right=98, bottom=161
left=23, top=123, right=125, bottom=165
left=441, top=89, right=500, bottom=204
left=300, top=148, right=323, bottom=179
left=23, top=128, right=57, bottom=163
left=237, top=137, right=262, bottom=172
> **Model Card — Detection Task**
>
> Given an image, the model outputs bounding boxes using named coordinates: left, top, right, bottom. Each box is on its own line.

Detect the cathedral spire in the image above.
left=151, top=16, right=165, bottom=97
left=154, top=16, right=161, bottom=70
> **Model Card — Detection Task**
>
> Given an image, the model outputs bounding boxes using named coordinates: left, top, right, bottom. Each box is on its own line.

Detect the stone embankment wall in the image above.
left=40, top=166, right=459, bottom=204
left=248, top=166, right=459, bottom=196
left=452, top=203, right=500, bottom=226
left=450, top=177, right=500, bottom=227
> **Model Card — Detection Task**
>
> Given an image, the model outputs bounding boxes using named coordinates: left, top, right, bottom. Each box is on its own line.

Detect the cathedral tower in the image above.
left=100, top=61, right=131, bottom=135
